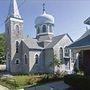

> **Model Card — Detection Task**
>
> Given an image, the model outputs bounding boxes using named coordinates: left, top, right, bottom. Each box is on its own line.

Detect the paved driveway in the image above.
left=25, top=81, right=70, bottom=90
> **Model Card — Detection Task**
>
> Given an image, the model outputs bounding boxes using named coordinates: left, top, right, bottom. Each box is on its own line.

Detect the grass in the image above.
left=0, top=74, right=63, bottom=90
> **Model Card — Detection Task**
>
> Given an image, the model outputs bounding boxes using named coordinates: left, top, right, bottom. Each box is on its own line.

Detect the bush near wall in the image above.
left=64, top=75, right=90, bottom=90
left=0, top=33, right=5, bottom=64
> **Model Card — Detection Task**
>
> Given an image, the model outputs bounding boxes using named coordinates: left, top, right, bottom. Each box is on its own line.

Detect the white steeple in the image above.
left=8, top=0, right=22, bottom=19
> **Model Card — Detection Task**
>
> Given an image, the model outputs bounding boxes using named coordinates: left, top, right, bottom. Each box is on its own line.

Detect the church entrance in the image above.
left=83, top=50, right=90, bottom=75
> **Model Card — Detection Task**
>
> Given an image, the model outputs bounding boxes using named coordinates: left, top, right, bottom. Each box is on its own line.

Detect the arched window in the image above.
left=16, top=41, right=19, bottom=53
left=60, top=47, right=63, bottom=61
left=16, top=25, right=19, bottom=34
left=37, top=27, right=40, bottom=34
left=35, top=54, right=39, bottom=64
left=42, top=25, right=46, bottom=32
left=15, top=59, right=20, bottom=64
left=25, top=54, right=27, bottom=64
left=49, top=25, right=52, bottom=32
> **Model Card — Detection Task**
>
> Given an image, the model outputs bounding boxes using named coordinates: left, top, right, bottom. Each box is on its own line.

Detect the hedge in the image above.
left=64, top=75, right=90, bottom=90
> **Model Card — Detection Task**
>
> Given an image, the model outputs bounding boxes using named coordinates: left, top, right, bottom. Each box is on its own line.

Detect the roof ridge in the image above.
left=45, top=34, right=65, bottom=49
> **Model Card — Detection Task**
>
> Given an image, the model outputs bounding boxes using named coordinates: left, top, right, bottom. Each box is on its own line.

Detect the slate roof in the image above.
left=23, top=33, right=73, bottom=49
left=68, top=35, right=90, bottom=48
left=84, top=17, right=90, bottom=25
left=45, top=34, right=65, bottom=49
left=23, top=37, right=43, bottom=49
left=76, top=30, right=90, bottom=41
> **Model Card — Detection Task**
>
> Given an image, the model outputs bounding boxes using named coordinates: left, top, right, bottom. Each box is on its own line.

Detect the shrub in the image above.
left=64, top=75, right=90, bottom=90
left=0, top=74, right=63, bottom=90
left=26, top=76, right=43, bottom=85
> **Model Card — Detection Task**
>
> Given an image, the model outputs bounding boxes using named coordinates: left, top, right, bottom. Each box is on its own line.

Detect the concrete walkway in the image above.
left=0, top=85, right=9, bottom=90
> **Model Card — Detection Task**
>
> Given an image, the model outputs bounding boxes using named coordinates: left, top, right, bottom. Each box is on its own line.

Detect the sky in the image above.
left=0, top=0, right=90, bottom=41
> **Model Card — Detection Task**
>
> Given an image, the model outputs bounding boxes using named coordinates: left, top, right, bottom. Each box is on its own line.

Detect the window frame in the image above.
left=35, top=54, right=39, bottom=64
left=24, top=54, right=28, bottom=64
left=16, top=25, right=20, bottom=34
left=60, top=47, right=63, bottom=61
left=64, top=47, right=70, bottom=57
left=42, top=25, right=47, bottom=32
left=16, top=41, right=19, bottom=53
left=15, top=59, right=20, bottom=64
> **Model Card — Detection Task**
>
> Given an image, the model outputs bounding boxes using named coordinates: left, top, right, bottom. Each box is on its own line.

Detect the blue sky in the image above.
left=0, top=0, right=90, bottom=41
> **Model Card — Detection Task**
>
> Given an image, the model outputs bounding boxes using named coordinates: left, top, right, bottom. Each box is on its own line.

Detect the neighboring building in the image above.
left=5, top=0, right=73, bottom=74
left=68, top=17, right=90, bottom=75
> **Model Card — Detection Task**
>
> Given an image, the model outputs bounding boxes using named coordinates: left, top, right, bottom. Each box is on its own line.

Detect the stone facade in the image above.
left=5, top=0, right=74, bottom=74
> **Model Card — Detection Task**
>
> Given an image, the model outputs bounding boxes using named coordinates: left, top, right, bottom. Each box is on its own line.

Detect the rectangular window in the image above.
left=64, top=48, right=70, bottom=57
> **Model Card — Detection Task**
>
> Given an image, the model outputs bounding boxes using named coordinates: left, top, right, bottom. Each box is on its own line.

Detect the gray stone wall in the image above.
left=53, top=34, right=73, bottom=72
left=44, top=48, right=54, bottom=73
left=5, top=17, right=24, bottom=73
left=29, top=49, right=44, bottom=73
left=21, top=41, right=29, bottom=74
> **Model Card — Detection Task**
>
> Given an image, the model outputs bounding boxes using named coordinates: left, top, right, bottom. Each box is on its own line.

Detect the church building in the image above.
left=5, top=0, right=73, bottom=74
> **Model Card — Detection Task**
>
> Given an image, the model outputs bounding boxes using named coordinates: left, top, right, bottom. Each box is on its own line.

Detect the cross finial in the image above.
left=43, top=3, right=46, bottom=14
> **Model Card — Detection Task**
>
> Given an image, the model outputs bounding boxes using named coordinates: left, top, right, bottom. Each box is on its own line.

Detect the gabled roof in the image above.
left=68, top=35, right=90, bottom=49
left=84, top=17, right=90, bottom=25
left=45, top=34, right=65, bottom=49
left=23, top=37, right=43, bottom=50
left=77, top=30, right=90, bottom=41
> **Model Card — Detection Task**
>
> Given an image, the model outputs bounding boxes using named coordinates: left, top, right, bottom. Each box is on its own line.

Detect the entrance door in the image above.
left=83, top=50, right=90, bottom=75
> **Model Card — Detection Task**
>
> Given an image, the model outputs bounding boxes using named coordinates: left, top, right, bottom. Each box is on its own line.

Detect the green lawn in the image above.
left=0, top=74, right=63, bottom=90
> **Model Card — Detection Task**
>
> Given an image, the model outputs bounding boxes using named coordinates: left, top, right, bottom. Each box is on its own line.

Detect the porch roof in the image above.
left=68, top=35, right=90, bottom=49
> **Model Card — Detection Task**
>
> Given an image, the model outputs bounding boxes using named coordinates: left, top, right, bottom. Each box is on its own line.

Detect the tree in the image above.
left=50, top=54, right=63, bottom=74
left=0, top=33, right=5, bottom=64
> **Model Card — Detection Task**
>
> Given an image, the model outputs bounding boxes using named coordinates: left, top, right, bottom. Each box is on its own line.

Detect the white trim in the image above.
left=34, top=53, right=39, bottom=64
left=15, top=40, right=20, bottom=44
left=64, top=46, right=70, bottom=57
left=15, top=24, right=19, bottom=30
left=37, top=32, right=53, bottom=36
left=15, top=58, right=20, bottom=64
left=59, top=46, right=64, bottom=60
left=10, top=18, right=23, bottom=23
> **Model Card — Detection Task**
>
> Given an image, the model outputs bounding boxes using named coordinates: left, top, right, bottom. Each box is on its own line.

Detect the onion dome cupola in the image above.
left=35, top=3, right=54, bottom=41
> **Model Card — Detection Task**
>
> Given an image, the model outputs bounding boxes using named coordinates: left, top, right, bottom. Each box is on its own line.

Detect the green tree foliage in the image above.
left=0, top=33, right=5, bottom=64
left=49, top=54, right=63, bottom=75
left=50, top=54, right=62, bottom=68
